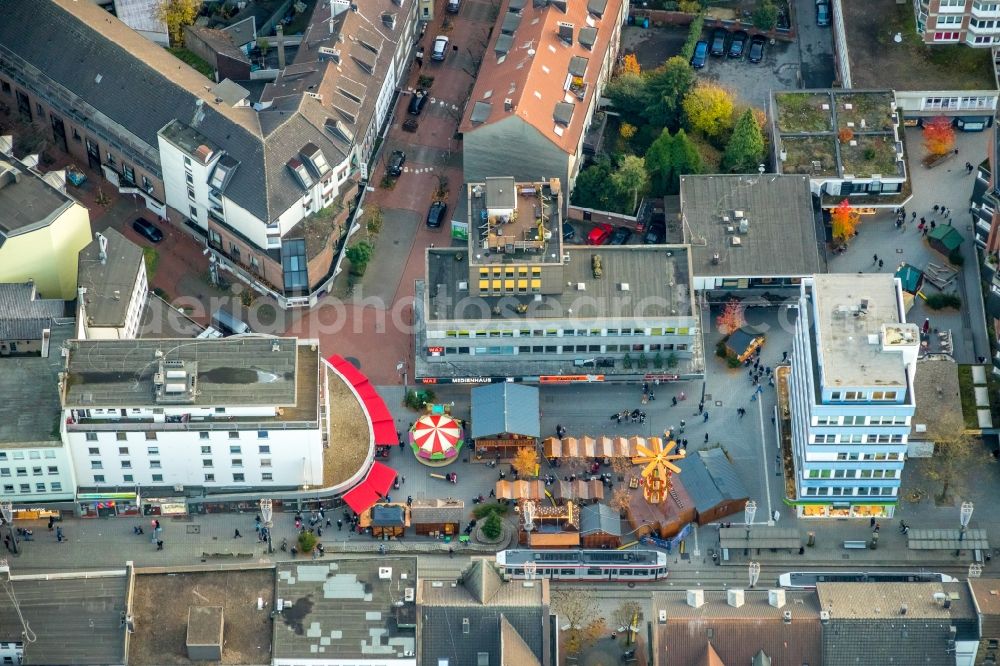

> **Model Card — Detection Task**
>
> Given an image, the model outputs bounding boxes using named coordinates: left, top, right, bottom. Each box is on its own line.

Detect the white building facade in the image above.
left=788, top=274, right=919, bottom=519
left=0, top=444, right=76, bottom=504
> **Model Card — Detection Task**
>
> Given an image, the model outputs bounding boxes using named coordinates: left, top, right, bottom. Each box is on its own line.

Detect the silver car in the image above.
left=431, top=35, right=449, bottom=61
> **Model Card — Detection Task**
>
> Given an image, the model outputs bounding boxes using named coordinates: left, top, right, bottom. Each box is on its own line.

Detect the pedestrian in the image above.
left=611, top=632, right=617, bottom=640
left=448, top=547, right=454, bottom=558
left=704, top=433, right=709, bottom=443
left=234, top=529, right=242, bottom=538
left=703, top=411, right=709, bottom=422
left=156, top=540, right=164, bottom=550
left=782, top=351, right=788, bottom=362
left=878, top=259, right=884, bottom=270
left=771, top=415, right=776, bottom=425
left=47, top=517, right=54, bottom=531
left=872, top=253, right=878, bottom=265
left=671, top=396, right=677, bottom=406
left=698, top=401, right=704, bottom=414
left=870, top=517, right=876, bottom=528
left=751, top=392, right=758, bottom=402
left=317, top=527, right=323, bottom=537
left=933, top=204, right=940, bottom=213
left=930, top=220, right=936, bottom=229
left=874, top=522, right=880, bottom=533
left=56, top=526, right=64, bottom=542
left=911, top=211, right=916, bottom=220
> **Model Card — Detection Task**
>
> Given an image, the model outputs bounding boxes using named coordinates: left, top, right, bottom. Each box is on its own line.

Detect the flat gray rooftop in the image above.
left=811, top=274, right=910, bottom=388
left=274, top=558, right=417, bottom=662
left=77, top=228, right=144, bottom=328
left=0, top=322, right=72, bottom=445
left=63, top=337, right=300, bottom=408
left=425, top=246, right=693, bottom=322
left=0, top=573, right=127, bottom=665
left=680, top=174, right=822, bottom=279
left=0, top=158, right=75, bottom=237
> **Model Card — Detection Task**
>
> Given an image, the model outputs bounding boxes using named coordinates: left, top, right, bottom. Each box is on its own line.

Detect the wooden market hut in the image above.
left=927, top=224, right=964, bottom=257
left=362, top=504, right=409, bottom=539
left=578, top=503, right=623, bottom=548
left=408, top=498, right=464, bottom=537
left=471, top=383, right=540, bottom=459
left=518, top=501, right=580, bottom=548
left=625, top=479, right=697, bottom=539
left=724, top=327, right=765, bottom=363
left=676, top=448, right=749, bottom=525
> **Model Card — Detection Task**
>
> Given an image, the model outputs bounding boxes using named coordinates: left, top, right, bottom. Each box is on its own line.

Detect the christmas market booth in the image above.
left=470, top=383, right=540, bottom=460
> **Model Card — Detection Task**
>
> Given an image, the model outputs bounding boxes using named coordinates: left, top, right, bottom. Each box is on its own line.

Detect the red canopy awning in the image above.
left=342, top=461, right=398, bottom=514
left=327, top=354, right=397, bottom=446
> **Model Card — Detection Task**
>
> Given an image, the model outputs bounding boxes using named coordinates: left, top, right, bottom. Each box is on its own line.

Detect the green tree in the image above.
left=669, top=129, right=702, bottom=193
left=606, top=72, right=647, bottom=126
left=680, top=14, right=706, bottom=61
left=297, top=530, right=318, bottom=553
left=722, top=108, right=766, bottom=172
left=345, top=240, right=374, bottom=276
left=752, top=0, right=778, bottom=30
left=571, top=157, right=617, bottom=210
left=156, top=0, right=203, bottom=46
left=682, top=82, right=735, bottom=140
left=612, top=155, right=649, bottom=213
left=643, top=57, right=696, bottom=130
left=644, top=129, right=674, bottom=195
left=481, top=512, right=503, bottom=540
left=257, top=37, right=271, bottom=56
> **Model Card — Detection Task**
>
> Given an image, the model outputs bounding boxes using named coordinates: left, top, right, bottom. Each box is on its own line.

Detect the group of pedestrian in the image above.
left=872, top=253, right=884, bottom=270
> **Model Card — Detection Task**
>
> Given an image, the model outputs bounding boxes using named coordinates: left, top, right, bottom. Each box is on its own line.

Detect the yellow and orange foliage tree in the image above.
left=622, top=53, right=641, bottom=75
left=831, top=199, right=860, bottom=242
left=716, top=299, right=746, bottom=335
left=923, top=116, right=955, bottom=156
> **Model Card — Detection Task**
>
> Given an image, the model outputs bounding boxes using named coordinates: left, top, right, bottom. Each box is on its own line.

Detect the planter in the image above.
left=922, top=151, right=955, bottom=169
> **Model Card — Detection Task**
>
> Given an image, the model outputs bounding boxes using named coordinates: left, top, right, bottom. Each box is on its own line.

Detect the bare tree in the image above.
left=923, top=410, right=986, bottom=503
left=610, top=456, right=634, bottom=482
left=612, top=599, right=643, bottom=632
left=552, top=589, right=603, bottom=655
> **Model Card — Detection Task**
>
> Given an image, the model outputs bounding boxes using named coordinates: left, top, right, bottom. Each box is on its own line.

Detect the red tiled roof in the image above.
left=460, top=0, right=624, bottom=154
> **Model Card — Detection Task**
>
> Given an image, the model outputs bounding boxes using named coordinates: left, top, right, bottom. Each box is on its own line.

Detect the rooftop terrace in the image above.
left=468, top=178, right=563, bottom=265
left=842, top=0, right=997, bottom=92
left=772, top=91, right=905, bottom=180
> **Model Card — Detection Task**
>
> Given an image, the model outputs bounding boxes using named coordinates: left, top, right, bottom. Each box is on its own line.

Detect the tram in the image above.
left=777, top=570, right=957, bottom=589
left=496, top=549, right=668, bottom=582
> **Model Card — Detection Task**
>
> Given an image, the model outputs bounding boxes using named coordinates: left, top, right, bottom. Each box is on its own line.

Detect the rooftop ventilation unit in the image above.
left=686, top=589, right=704, bottom=609
left=378, top=567, right=393, bottom=580
left=769, top=589, right=786, bottom=608
left=727, top=589, right=745, bottom=608
left=783, top=610, right=792, bottom=624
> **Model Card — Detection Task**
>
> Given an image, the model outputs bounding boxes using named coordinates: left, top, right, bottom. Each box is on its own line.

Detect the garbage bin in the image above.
left=807, top=531, right=816, bottom=547
left=642, top=17, right=650, bottom=28
left=627, top=15, right=635, bottom=24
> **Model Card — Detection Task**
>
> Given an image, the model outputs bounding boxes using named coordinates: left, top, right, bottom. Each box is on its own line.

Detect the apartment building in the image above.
left=0, top=0, right=418, bottom=308
left=59, top=337, right=326, bottom=513
left=76, top=229, right=148, bottom=340
left=460, top=0, right=627, bottom=194
left=0, top=151, right=92, bottom=300
left=914, top=0, right=1000, bottom=47
left=788, top=274, right=919, bottom=519
left=414, top=178, right=702, bottom=383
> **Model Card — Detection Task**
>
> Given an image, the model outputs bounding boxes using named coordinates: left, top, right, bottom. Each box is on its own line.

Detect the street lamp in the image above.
left=748, top=561, right=761, bottom=589
left=0, top=500, right=16, bottom=555
left=960, top=501, right=974, bottom=541
left=969, top=563, right=984, bottom=579
left=259, top=499, right=273, bottom=554
left=744, top=500, right=757, bottom=557
left=396, top=360, right=407, bottom=392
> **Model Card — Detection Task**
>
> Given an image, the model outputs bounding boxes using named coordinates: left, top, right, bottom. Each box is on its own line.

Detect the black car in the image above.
left=710, top=28, right=728, bottom=56
left=387, top=150, right=406, bottom=176
left=609, top=226, right=631, bottom=245
left=562, top=222, right=576, bottom=241
left=691, top=40, right=709, bottom=69
left=427, top=201, right=447, bottom=228
left=643, top=221, right=666, bottom=245
left=132, top=217, right=163, bottom=243
left=748, top=35, right=767, bottom=63
left=408, top=90, right=428, bottom=115
left=728, top=30, right=748, bottom=58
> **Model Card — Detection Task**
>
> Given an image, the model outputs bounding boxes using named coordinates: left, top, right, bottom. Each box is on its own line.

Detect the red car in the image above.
left=587, top=223, right=613, bottom=245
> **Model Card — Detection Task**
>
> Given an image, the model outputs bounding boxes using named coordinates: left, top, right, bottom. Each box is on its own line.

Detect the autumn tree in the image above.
left=722, top=108, right=766, bottom=173
left=156, top=0, right=203, bottom=46
left=610, top=485, right=632, bottom=515
left=923, top=116, right=955, bottom=157
left=365, top=205, right=384, bottom=240
left=552, top=589, right=605, bottom=655
left=622, top=53, right=641, bottom=75
left=922, top=408, right=986, bottom=503
left=610, top=456, right=634, bottom=482
left=511, top=447, right=539, bottom=478
left=619, top=122, right=637, bottom=141
left=612, top=599, right=643, bottom=633
left=716, top=299, right=746, bottom=336
left=612, top=154, right=649, bottom=213
left=683, top=82, right=736, bottom=140
left=830, top=199, right=860, bottom=242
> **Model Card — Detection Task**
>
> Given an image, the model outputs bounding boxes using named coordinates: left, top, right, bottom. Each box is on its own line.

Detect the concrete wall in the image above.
left=0, top=201, right=92, bottom=299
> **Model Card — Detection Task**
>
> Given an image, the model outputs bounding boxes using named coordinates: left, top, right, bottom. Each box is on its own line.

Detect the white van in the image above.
left=211, top=308, right=251, bottom=336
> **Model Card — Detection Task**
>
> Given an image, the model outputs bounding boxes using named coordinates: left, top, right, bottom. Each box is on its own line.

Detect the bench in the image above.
left=843, top=540, right=868, bottom=550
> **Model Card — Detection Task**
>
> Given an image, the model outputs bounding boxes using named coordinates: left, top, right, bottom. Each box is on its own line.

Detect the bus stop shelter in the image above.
left=719, top=526, right=801, bottom=558
left=907, top=528, right=989, bottom=554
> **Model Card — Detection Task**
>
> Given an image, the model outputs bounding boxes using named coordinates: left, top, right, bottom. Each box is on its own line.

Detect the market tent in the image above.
left=326, top=354, right=396, bottom=446
left=927, top=225, right=964, bottom=256
left=341, top=461, right=397, bottom=514
left=495, top=480, right=546, bottom=500
left=725, top=328, right=765, bottom=362
left=411, top=414, right=463, bottom=459
left=895, top=263, right=924, bottom=294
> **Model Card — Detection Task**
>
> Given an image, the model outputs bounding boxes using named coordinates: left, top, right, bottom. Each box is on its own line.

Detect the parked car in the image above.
left=643, top=221, right=666, bottom=245
left=408, top=90, right=428, bottom=115
left=748, top=35, right=767, bottom=63
left=586, top=223, right=614, bottom=245
left=427, top=201, right=447, bottom=228
left=728, top=30, right=749, bottom=58
left=387, top=150, right=406, bottom=176
left=562, top=222, right=576, bottom=241
left=691, top=40, right=709, bottom=69
left=816, top=0, right=831, bottom=26
left=132, top=217, right=163, bottom=243
left=447, top=0, right=460, bottom=12
left=431, top=35, right=449, bottom=61
left=609, top=226, right=632, bottom=245
left=710, top=28, right=728, bottom=56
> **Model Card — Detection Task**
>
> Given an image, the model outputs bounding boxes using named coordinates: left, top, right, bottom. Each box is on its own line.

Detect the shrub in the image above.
left=667, top=352, right=679, bottom=368
left=925, top=292, right=962, bottom=310
left=472, top=502, right=510, bottom=519
left=482, top=512, right=503, bottom=540
left=752, top=0, right=778, bottom=30
left=727, top=356, right=742, bottom=368
left=298, top=531, right=318, bottom=553
left=345, top=240, right=374, bottom=276
left=404, top=389, right=436, bottom=410
left=948, top=249, right=964, bottom=266
left=716, top=338, right=730, bottom=358
left=681, top=14, right=705, bottom=61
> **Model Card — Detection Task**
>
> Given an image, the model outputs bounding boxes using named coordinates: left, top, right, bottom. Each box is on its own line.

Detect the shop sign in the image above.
left=538, top=374, right=605, bottom=383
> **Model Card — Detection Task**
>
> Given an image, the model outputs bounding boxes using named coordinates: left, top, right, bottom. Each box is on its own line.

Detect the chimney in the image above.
left=899, top=604, right=908, bottom=616
left=686, top=589, right=704, bottom=609
left=727, top=589, right=745, bottom=608
left=768, top=589, right=786, bottom=609
left=783, top=610, right=792, bottom=624
left=820, top=610, right=830, bottom=624
left=96, top=232, right=108, bottom=264
left=276, top=25, right=286, bottom=70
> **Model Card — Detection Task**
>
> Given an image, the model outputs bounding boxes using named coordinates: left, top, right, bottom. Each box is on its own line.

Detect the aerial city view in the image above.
left=4, top=0, right=1000, bottom=663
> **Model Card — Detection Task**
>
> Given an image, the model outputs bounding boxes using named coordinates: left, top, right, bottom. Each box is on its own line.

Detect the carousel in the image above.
left=409, top=411, right=465, bottom=467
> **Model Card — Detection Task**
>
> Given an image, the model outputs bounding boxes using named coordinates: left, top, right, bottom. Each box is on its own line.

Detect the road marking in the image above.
left=756, top=397, right=774, bottom=519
